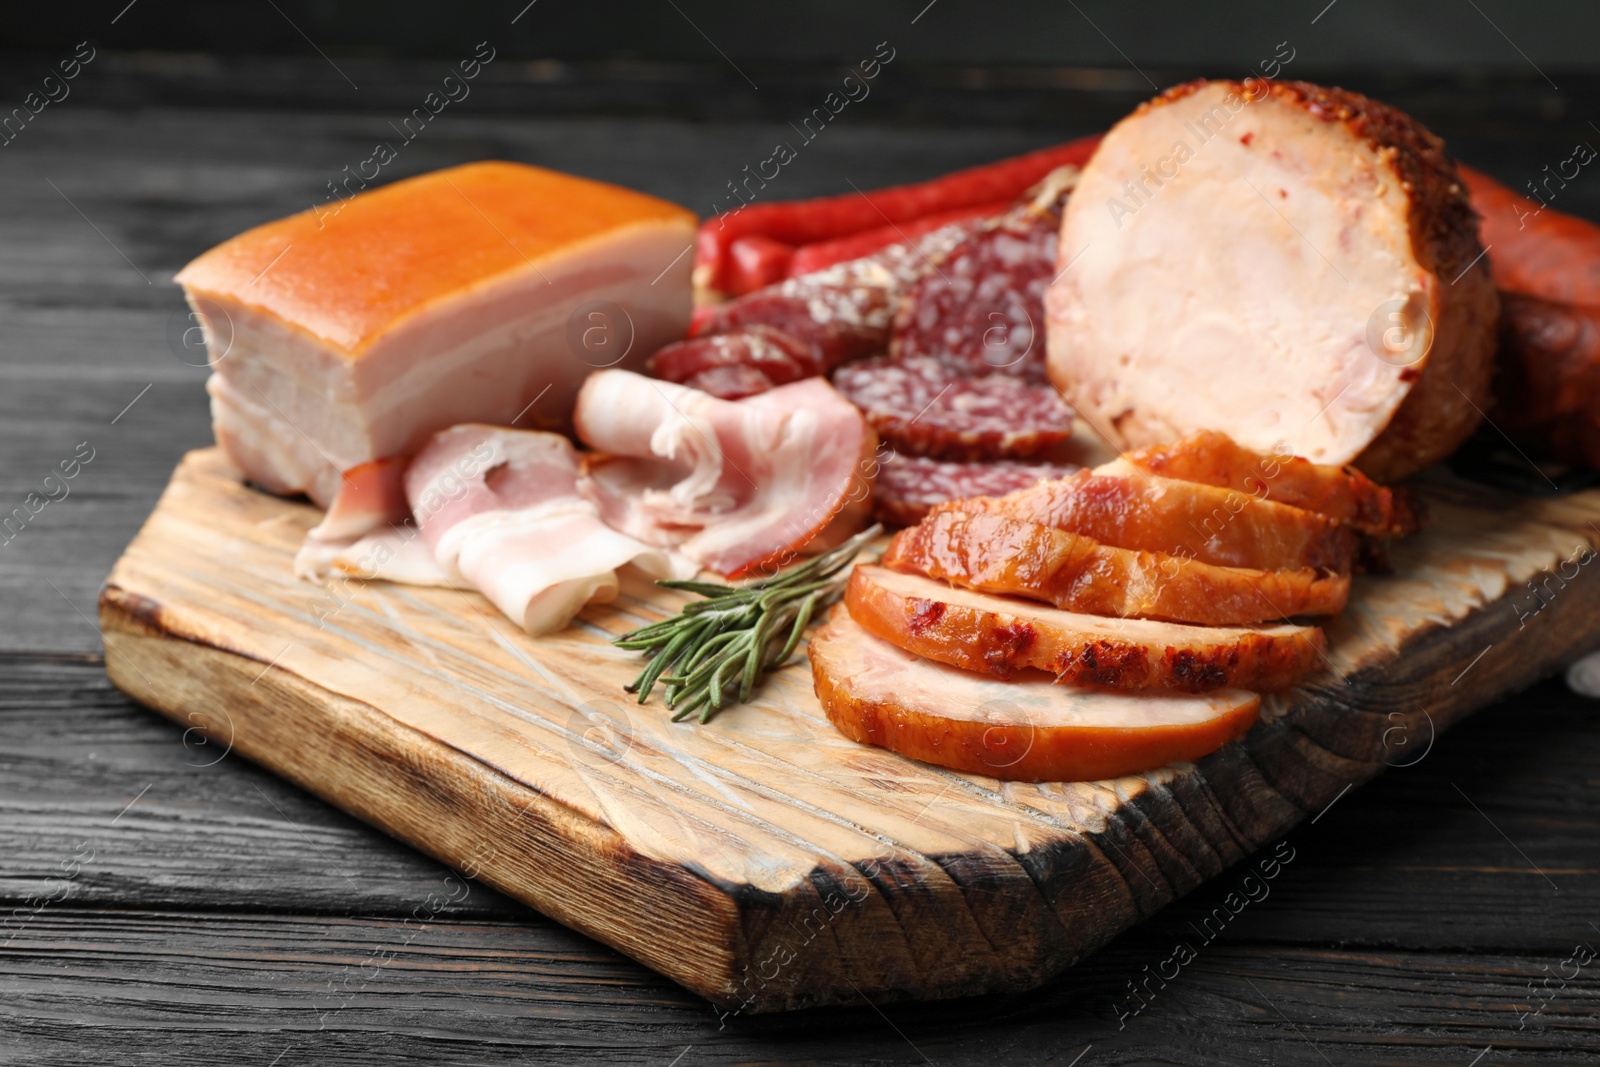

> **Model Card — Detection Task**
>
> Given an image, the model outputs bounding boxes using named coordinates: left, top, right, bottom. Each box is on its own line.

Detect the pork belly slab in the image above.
left=1048, top=80, right=1498, bottom=481
left=176, top=161, right=697, bottom=509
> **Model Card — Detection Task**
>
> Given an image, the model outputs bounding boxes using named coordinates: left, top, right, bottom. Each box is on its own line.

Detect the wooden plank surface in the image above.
left=96, top=445, right=1600, bottom=1012
left=5, top=62, right=1600, bottom=1063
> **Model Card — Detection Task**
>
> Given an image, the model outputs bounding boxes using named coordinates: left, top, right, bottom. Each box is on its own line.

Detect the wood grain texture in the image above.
left=5, top=910, right=1597, bottom=1066
left=96, top=447, right=1600, bottom=1012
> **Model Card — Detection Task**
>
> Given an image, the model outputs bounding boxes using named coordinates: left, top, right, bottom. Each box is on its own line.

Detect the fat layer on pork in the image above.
left=176, top=161, right=697, bottom=509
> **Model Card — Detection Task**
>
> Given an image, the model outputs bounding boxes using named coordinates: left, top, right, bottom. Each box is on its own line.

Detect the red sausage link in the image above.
left=1495, top=290, right=1600, bottom=466
left=725, top=235, right=794, bottom=295
left=785, top=199, right=1012, bottom=278
left=1461, top=165, right=1600, bottom=305
left=695, top=135, right=1103, bottom=296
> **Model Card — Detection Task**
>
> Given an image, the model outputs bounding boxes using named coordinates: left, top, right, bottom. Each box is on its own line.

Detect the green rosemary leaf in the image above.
left=631, top=615, right=709, bottom=704
left=655, top=579, right=743, bottom=597
left=615, top=524, right=881, bottom=722
left=767, top=591, right=817, bottom=671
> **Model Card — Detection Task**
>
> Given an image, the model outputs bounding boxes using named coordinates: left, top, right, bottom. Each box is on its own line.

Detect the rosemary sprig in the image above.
left=615, top=524, right=882, bottom=723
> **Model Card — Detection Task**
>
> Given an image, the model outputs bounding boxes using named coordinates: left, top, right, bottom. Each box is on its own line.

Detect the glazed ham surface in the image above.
left=882, top=508, right=1351, bottom=625
left=1119, top=431, right=1419, bottom=537
left=177, top=161, right=696, bottom=515
left=945, top=464, right=1355, bottom=572
left=846, top=564, right=1324, bottom=691
left=1048, top=80, right=1499, bottom=482
left=808, top=610, right=1262, bottom=782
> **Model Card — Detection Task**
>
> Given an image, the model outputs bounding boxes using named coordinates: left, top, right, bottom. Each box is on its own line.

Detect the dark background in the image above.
left=7, top=0, right=1600, bottom=69
left=4, top=1, right=1599, bottom=217
left=1, top=1, right=1598, bottom=247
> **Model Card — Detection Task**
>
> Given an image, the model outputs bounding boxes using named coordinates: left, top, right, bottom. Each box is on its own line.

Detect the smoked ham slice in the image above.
left=946, top=465, right=1355, bottom=572
left=882, top=509, right=1350, bottom=625
left=176, top=161, right=696, bottom=516
left=1119, top=431, right=1418, bottom=537
left=808, top=610, right=1261, bottom=782
left=1047, top=80, right=1499, bottom=482
left=574, top=369, right=873, bottom=578
left=846, top=564, right=1324, bottom=691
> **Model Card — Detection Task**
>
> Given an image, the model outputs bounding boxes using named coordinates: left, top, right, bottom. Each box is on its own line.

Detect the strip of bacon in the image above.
left=305, top=456, right=411, bottom=542
left=574, top=370, right=873, bottom=579
left=882, top=509, right=1350, bottom=625
left=399, top=424, right=692, bottom=634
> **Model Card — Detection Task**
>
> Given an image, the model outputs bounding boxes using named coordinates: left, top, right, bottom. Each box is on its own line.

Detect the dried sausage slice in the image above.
left=873, top=454, right=1079, bottom=526
left=834, top=356, right=1074, bottom=461
left=808, top=609, right=1261, bottom=782
left=846, top=564, right=1325, bottom=691
left=650, top=220, right=983, bottom=399
left=891, top=207, right=1059, bottom=381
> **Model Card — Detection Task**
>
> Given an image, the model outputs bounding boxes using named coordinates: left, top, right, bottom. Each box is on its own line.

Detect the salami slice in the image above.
left=834, top=356, right=1075, bottom=461
left=891, top=211, right=1058, bottom=381
left=873, top=454, right=1078, bottom=526
left=645, top=326, right=816, bottom=399
left=648, top=219, right=986, bottom=399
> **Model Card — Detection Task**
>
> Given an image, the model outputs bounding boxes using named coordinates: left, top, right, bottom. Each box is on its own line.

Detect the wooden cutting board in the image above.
left=99, top=447, right=1600, bottom=1014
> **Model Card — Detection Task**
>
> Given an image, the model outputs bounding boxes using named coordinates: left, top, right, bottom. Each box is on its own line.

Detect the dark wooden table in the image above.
left=3, top=55, right=1600, bottom=1065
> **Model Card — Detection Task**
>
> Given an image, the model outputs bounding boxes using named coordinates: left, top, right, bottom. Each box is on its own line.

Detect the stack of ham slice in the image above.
left=810, top=432, right=1412, bottom=782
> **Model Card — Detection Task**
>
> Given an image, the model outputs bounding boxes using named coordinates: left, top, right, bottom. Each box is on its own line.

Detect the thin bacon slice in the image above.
left=405, top=424, right=691, bottom=634
left=1120, top=431, right=1418, bottom=537
left=946, top=465, right=1355, bottom=572
left=809, top=610, right=1261, bottom=782
left=294, top=522, right=466, bottom=589
left=882, top=509, right=1350, bottom=625
left=574, top=370, right=873, bottom=579
left=846, top=564, right=1324, bottom=691
left=306, top=456, right=411, bottom=542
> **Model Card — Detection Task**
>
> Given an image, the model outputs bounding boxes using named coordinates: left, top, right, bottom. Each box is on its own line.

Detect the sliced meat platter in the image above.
left=167, top=74, right=1595, bottom=791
